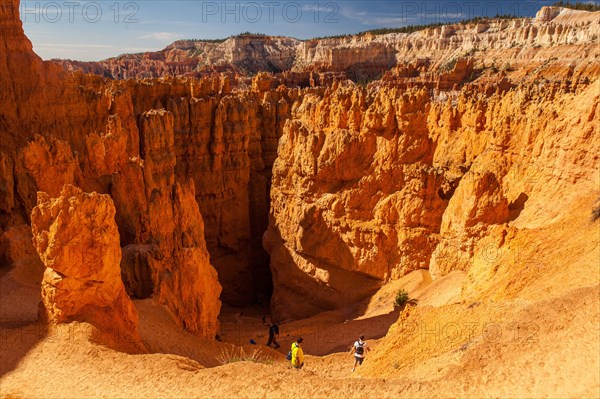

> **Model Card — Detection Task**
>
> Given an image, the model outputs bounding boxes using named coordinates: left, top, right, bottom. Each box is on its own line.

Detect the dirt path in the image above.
left=1, top=256, right=598, bottom=398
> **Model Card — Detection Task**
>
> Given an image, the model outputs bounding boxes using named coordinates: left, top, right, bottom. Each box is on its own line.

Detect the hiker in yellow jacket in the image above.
left=290, top=337, right=304, bottom=369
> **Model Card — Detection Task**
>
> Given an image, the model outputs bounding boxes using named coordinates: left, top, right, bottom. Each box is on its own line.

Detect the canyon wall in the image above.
left=56, top=7, right=599, bottom=83
left=261, top=6, right=599, bottom=319
left=1, top=0, right=223, bottom=338
left=265, top=70, right=599, bottom=320
left=2, top=0, right=298, bottom=320
left=264, top=84, right=446, bottom=318
left=266, top=78, right=598, bottom=320
left=1, top=0, right=599, bottom=327
left=119, top=77, right=299, bottom=305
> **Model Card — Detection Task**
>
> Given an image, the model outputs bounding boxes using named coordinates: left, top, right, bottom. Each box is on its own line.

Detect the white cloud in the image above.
left=35, top=43, right=114, bottom=48
left=338, top=3, right=466, bottom=27
left=139, top=20, right=197, bottom=26
left=140, top=32, right=180, bottom=41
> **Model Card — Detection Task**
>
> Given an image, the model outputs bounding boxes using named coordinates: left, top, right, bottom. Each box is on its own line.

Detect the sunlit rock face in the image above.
left=31, top=185, right=144, bottom=351
left=265, top=76, right=599, bottom=319
left=1, top=0, right=223, bottom=338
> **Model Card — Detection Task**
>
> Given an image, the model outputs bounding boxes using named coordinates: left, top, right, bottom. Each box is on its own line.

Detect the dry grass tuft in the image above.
left=592, top=197, right=600, bottom=221
left=217, top=347, right=274, bottom=365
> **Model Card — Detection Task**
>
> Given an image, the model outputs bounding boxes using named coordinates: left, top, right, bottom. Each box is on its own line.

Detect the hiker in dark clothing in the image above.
left=266, top=322, right=281, bottom=349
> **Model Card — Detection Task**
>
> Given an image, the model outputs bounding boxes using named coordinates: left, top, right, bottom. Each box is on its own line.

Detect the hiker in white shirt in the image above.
left=350, top=335, right=370, bottom=372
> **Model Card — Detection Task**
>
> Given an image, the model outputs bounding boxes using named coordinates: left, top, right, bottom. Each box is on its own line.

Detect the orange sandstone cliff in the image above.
left=1, top=0, right=599, bottom=346
left=1, top=0, right=222, bottom=339
left=265, top=78, right=599, bottom=319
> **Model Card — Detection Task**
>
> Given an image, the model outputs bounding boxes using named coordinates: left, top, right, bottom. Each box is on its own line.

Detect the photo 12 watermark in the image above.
left=396, top=319, right=540, bottom=345
left=386, top=1, right=542, bottom=22
left=197, top=2, right=340, bottom=24
left=20, top=1, right=140, bottom=24
left=18, top=1, right=344, bottom=25
left=14, top=1, right=562, bottom=31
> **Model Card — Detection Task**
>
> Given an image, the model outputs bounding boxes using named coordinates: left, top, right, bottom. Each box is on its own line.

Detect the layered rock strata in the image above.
left=56, top=7, right=600, bottom=83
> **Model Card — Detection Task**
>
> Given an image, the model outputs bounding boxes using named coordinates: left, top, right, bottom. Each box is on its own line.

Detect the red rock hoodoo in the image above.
left=31, top=185, right=144, bottom=351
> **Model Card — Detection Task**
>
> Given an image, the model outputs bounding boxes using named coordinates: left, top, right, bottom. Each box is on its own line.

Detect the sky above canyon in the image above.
left=20, top=0, right=599, bottom=61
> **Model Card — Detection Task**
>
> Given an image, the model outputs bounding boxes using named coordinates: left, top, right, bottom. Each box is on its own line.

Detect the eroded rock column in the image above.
left=31, top=184, right=144, bottom=351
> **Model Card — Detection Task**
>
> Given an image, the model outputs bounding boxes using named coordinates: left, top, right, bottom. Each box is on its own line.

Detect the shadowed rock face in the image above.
left=112, top=77, right=296, bottom=305
left=1, top=0, right=599, bottom=326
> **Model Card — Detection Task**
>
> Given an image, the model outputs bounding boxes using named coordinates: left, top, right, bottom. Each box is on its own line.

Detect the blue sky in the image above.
left=19, top=0, right=598, bottom=61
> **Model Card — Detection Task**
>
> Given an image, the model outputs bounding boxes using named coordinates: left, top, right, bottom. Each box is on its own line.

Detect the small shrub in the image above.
left=394, top=289, right=419, bottom=309
left=394, top=289, right=410, bottom=309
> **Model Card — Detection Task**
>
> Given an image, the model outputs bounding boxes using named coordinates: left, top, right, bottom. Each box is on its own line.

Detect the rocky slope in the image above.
left=265, top=76, right=599, bottom=319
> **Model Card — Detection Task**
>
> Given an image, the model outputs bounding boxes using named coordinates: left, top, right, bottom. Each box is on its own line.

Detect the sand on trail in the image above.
left=0, top=261, right=454, bottom=398
left=0, top=294, right=406, bottom=399
left=2, top=254, right=599, bottom=398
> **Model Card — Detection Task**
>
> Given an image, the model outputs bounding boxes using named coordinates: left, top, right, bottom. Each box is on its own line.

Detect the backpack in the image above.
left=355, top=342, right=365, bottom=355
left=287, top=342, right=297, bottom=361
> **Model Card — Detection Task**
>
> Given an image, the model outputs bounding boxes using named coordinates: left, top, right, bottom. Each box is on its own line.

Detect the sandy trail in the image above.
left=0, top=262, right=418, bottom=398
left=0, top=309, right=405, bottom=399
left=2, top=261, right=598, bottom=398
